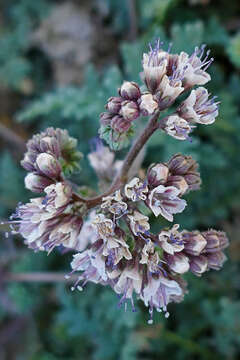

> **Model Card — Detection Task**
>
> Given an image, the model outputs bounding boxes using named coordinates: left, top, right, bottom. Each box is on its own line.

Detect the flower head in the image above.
left=15, top=183, right=84, bottom=252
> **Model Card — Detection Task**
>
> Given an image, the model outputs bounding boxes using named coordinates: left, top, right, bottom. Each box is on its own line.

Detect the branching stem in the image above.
left=75, top=111, right=160, bottom=208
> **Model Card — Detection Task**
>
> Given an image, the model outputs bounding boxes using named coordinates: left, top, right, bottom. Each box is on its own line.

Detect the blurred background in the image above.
left=0, top=0, right=240, bottom=359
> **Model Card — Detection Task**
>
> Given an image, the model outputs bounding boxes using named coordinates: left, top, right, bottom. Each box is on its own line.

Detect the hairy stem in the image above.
left=83, top=111, right=160, bottom=208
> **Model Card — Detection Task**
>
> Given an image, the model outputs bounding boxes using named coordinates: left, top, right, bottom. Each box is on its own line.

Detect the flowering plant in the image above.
left=8, top=40, right=229, bottom=323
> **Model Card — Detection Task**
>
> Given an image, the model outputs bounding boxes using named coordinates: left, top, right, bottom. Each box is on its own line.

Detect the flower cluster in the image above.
left=22, top=127, right=83, bottom=193
left=7, top=39, right=229, bottom=323
left=69, top=153, right=228, bottom=322
left=11, top=128, right=86, bottom=252
left=100, top=41, right=219, bottom=148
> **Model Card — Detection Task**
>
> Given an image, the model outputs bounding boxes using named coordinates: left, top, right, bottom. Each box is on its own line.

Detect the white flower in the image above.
left=128, top=210, right=150, bottom=236
left=101, top=190, right=127, bottom=215
left=141, top=276, right=183, bottom=314
left=114, top=266, right=142, bottom=298
left=179, top=87, right=218, bottom=125
left=177, top=47, right=212, bottom=88
left=164, top=115, right=192, bottom=140
left=159, top=224, right=184, bottom=255
left=92, top=214, right=115, bottom=239
left=157, top=74, right=184, bottom=104
left=139, top=93, right=159, bottom=115
left=88, top=143, right=115, bottom=179
left=125, top=177, right=148, bottom=201
left=44, top=182, right=72, bottom=209
left=148, top=185, right=187, bottom=221
left=140, top=240, right=160, bottom=273
left=142, top=41, right=169, bottom=93
left=75, top=210, right=98, bottom=251
left=71, top=247, right=107, bottom=283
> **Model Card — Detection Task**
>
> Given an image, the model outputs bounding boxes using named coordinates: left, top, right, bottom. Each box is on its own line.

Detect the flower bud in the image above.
left=24, top=173, right=53, bottom=193
left=100, top=112, right=113, bottom=126
left=139, top=93, right=159, bottom=116
left=166, top=175, right=188, bottom=196
left=202, top=230, right=229, bottom=253
left=182, top=231, right=207, bottom=256
left=184, top=172, right=201, bottom=191
left=111, top=115, right=131, bottom=133
left=36, top=153, right=61, bottom=179
left=119, top=81, right=141, bottom=100
left=40, top=136, right=61, bottom=158
left=207, top=251, right=226, bottom=270
left=189, top=255, right=208, bottom=276
left=165, top=253, right=190, bottom=274
left=106, top=97, right=122, bottom=114
left=120, top=100, right=139, bottom=122
left=21, top=153, right=36, bottom=172
left=147, top=163, right=169, bottom=187
left=167, top=154, right=197, bottom=175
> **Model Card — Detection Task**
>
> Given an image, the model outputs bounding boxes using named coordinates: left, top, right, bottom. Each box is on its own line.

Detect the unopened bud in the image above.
left=207, top=251, right=226, bottom=270
left=165, top=253, right=190, bottom=274
left=202, top=230, right=229, bottom=253
left=166, top=175, right=188, bottom=195
left=119, top=81, right=141, bottom=100
left=40, top=136, right=61, bottom=158
left=189, top=255, right=208, bottom=276
left=111, top=115, right=131, bottom=133
left=36, top=153, right=61, bottom=179
left=120, top=100, right=139, bottom=121
left=184, top=172, right=201, bottom=191
left=168, top=154, right=197, bottom=175
left=24, top=173, right=53, bottom=193
left=147, top=163, right=169, bottom=187
left=106, top=97, right=122, bottom=114
left=183, top=231, right=207, bottom=256
left=100, top=112, right=113, bottom=126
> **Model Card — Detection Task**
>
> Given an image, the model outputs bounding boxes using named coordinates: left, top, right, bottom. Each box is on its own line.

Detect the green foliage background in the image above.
left=0, top=0, right=240, bottom=359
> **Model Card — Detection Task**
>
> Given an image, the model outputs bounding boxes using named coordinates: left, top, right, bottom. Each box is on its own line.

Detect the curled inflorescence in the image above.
left=7, top=39, right=228, bottom=323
